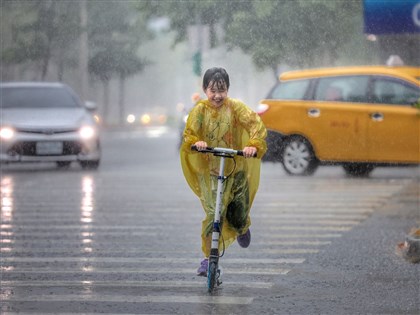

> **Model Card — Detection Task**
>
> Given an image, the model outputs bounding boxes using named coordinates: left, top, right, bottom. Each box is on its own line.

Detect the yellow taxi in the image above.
left=258, top=65, right=420, bottom=176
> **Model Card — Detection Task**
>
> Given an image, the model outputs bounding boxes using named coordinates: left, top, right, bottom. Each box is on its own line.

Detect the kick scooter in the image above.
left=192, top=145, right=255, bottom=293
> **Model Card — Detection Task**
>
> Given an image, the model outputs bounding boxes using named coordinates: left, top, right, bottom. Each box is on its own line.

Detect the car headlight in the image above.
left=0, top=127, right=15, bottom=140
left=79, top=126, right=96, bottom=139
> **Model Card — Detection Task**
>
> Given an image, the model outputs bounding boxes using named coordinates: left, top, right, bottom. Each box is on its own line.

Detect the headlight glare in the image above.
left=0, top=127, right=14, bottom=140
left=79, top=126, right=95, bottom=139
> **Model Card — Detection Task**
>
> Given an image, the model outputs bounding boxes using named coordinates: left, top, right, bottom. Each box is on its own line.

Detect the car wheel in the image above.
left=56, top=161, right=71, bottom=169
left=262, top=130, right=283, bottom=162
left=281, top=136, right=318, bottom=176
left=342, top=163, right=374, bottom=177
left=80, top=160, right=100, bottom=170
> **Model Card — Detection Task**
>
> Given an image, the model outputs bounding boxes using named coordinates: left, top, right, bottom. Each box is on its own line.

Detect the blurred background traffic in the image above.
left=1, top=0, right=419, bottom=129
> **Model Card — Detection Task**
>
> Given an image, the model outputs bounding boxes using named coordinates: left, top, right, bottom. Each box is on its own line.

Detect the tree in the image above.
left=87, top=1, right=149, bottom=125
left=1, top=0, right=80, bottom=80
left=115, top=50, right=146, bottom=124
left=137, top=0, right=377, bottom=77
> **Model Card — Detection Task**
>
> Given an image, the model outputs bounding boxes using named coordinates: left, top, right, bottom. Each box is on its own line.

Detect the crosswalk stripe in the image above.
left=0, top=247, right=318, bottom=255
left=258, top=208, right=375, bottom=214
left=0, top=233, right=343, bottom=241
left=1, top=294, right=254, bottom=305
left=0, top=280, right=274, bottom=289
left=264, top=226, right=352, bottom=231
left=1, top=240, right=332, bottom=247
left=3, top=213, right=369, bottom=221
left=264, top=219, right=362, bottom=225
left=2, top=219, right=362, bottom=226
left=259, top=240, right=332, bottom=246
left=0, top=313, right=171, bottom=315
left=1, top=268, right=292, bottom=276
left=254, top=213, right=369, bottom=219
left=1, top=257, right=304, bottom=264
left=259, top=233, right=342, bottom=238
left=0, top=224, right=353, bottom=231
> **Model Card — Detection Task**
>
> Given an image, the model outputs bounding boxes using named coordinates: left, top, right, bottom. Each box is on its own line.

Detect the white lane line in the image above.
left=254, top=248, right=319, bottom=254
left=0, top=225, right=158, bottom=231
left=0, top=231, right=159, bottom=237
left=258, top=208, right=375, bottom=214
left=0, top=224, right=352, bottom=232
left=258, top=240, right=332, bottom=246
left=0, top=294, right=254, bottom=305
left=1, top=313, right=169, bottom=315
left=263, top=219, right=362, bottom=225
left=1, top=267, right=292, bottom=276
left=1, top=240, right=332, bottom=247
left=264, top=226, right=352, bottom=232
left=1, top=248, right=318, bottom=255
left=254, top=213, right=369, bottom=219
left=1, top=257, right=304, bottom=264
left=1, top=233, right=343, bottom=240
left=259, top=233, right=342, bottom=238
left=1, top=280, right=274, bottom=289
left=258, top=204, right=383, bottom=211
left=0, top=211, right=372, bottom=219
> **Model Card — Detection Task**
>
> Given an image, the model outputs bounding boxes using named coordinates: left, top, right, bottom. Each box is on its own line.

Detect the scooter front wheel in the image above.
left=207, top=261, right=217, bottom=293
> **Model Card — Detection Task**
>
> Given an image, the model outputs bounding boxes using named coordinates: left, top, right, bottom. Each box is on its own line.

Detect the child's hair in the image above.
left=202, top=67, right=230, bottom=91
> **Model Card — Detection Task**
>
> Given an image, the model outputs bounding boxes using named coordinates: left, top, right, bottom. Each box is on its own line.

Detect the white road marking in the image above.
left=264, top=226, right=352, bottom=232
left=0, top=280, right=274, bottom=289
left=1, top=294, right=254, bottom=305
left=1, top=257, right=304, bottom=264
left=0, top=247, right=318, bottom=255
left=1, top=267, right=292, bottom=276
left=259, top=240, right=332, bottom=246
left=260, top=233, right=342, bottom=238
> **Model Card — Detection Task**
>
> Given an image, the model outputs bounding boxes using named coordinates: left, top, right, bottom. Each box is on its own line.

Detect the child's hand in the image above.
left=194, top=141, right=208, bottom=151
left=243, top=146, right=257, bottom=158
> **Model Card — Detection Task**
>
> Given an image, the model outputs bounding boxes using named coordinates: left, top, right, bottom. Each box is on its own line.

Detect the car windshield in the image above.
left=0, top=87, right=80, bottom=108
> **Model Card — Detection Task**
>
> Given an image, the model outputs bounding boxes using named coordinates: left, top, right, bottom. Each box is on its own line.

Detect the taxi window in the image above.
left=268, top=79, right=310, bottom=100
left=315, top=76, right=369, bottom=103
left=372, top=77, right=420, bottom=106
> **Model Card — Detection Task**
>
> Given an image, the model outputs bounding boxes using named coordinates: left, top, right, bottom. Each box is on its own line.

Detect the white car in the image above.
left=0, top=82, right=101, bottom=169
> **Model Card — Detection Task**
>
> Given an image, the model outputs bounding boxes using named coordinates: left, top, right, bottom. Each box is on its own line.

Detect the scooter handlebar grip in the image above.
left=236, top=151, right=257, bottom=157
left=191, top=145, right=256, bottom=157
left=191, top=145, right=214, bottom=152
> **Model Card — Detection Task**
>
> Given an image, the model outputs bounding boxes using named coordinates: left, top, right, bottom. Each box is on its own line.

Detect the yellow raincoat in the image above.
left=180, top=97, right=267, bottom=257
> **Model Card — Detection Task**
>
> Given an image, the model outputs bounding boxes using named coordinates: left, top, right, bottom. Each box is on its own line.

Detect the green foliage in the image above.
left=137, top=0, right=377, bottom=73
left=1, top=1, right=149, bottom=82
left=1, top=1, right=80, bottom=78
left=88, top=1, right=149, bottom=82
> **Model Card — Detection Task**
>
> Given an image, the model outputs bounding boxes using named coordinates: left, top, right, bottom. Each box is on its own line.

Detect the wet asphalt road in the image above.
left=1, top=127, right=419, bottom=315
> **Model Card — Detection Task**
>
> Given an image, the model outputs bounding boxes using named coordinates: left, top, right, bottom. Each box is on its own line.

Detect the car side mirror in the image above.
left=85, top=101, right=97, bottom=111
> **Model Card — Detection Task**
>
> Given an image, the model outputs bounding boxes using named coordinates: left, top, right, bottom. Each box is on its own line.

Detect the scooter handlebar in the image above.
left=191, top=145, right=256, bottom=157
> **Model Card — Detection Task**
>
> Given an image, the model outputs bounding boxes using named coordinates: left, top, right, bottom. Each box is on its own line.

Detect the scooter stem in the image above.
left=210, top=155, right=226, bottom=252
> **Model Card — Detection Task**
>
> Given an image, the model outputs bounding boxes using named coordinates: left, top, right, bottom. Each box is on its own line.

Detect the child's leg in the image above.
left=225, top=171, right=250, bottom=234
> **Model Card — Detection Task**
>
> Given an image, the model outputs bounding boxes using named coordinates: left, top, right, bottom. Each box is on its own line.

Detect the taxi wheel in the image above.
left=342, top=163, right=374, bottom=177
left=281, top=136, right=318, bottom=176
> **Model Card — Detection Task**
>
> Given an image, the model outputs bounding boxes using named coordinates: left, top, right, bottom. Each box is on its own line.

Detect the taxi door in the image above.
left=367, top=77, right=420, bottom=163
left=309, top=76, right=370, bottom=162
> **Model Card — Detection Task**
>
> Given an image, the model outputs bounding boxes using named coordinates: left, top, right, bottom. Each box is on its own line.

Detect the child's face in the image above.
left=204, top=81, right=228, bottom=108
